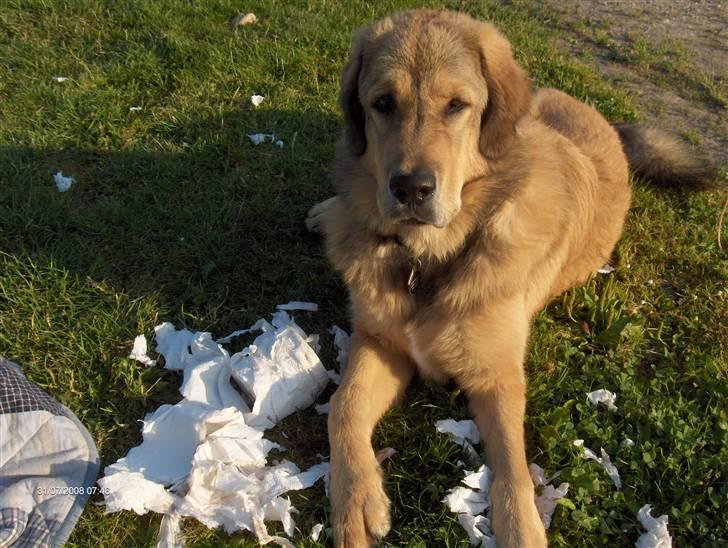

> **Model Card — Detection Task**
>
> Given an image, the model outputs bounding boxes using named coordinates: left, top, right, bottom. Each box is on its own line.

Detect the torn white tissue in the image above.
left=129, top=335, right=157, bottom=366
left=636, top=504, right=672, bottom=548
left=53, top=171, right=75, bottom=192
left=277, top=301, right=318, bottom=312
left=52, top=76, right=68, bottom=82
left=442, top=465, right=495, bottom=546
left=130, top=106, right=142, bottom=111
left=106, top=307, right=334, bottom=546
left=328, top=325, right=351, bottom=374
left=598, top=264, right=615, bottom=274
left=248, top=133, right=284, bottom=148
left=458, top=514, right=495, bottom=547
left=375, top=447, right=397, bottom=463
left=621, top=438, right=636, bottom=449
left=230, top=311, right=329, bottom=429
left=310, top=522, right=324, bottom=541
left=106, top=403, right=241, bottom=486
left=436, top=419, right=483, bottom=467
left=529, top=463, right=569, bottom=529
left=582, top=446, right=622, bottom=489
left=251, top=94, right=265, bottom=107
left=98, top=471, right=179, bottom=515
left=157, top=513, right=184, bottom=548
left=231, top=12, right=257, bottom=26
left=314, top=402, right=329, bottom=415
left=587, top=389, right=618, bottom=411
left=436, top=419, right=480, bottom=446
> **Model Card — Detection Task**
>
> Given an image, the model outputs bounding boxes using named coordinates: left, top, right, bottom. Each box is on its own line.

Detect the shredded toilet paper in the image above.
left=581, top=445, right=622, bottom=489
left=587, top=389, right=618, bottom=411
left=129, top=334, right=157, bottom=366
left=53, top=171, right=75, bottom=192
left=102, top=306, right=334, bottom=546
left=636, top=504, right=672, bottom=548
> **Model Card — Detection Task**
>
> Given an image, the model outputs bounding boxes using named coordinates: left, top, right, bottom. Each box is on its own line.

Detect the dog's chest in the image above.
left=407, top=333, right=448, bottom=382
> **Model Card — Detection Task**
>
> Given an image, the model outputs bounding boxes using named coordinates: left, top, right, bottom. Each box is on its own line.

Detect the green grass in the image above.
left=1, top=0, right=726, bottom=546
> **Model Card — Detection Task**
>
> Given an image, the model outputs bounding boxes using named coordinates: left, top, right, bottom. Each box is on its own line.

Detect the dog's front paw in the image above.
left=305, top=196, right=339, bottom=234
left=331, top=462, right=391, bottom=547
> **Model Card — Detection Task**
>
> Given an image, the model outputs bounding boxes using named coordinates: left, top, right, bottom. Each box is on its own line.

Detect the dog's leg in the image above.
left=329, top=331, right=414, bottom=547
left=454, top=298, right=547, bottom=547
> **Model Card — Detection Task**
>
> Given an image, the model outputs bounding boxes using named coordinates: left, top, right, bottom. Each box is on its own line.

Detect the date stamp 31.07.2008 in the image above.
left=35, top=485, right=110, bottom=496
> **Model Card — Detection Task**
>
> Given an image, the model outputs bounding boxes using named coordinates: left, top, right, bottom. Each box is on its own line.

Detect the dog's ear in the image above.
left=476, top=23, right=530, bottom=159
left=340, top=29, right=368, bottom=156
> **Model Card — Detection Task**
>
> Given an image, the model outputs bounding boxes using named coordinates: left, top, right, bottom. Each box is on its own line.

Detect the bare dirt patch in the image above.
left=539, top=0, right=728, bottom=168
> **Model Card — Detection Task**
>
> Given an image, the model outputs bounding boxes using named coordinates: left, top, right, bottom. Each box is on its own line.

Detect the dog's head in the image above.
left=340, top=10, right=530, bottom=229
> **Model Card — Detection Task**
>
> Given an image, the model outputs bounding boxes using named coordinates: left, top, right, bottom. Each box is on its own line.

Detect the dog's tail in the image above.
left=614, top=123, right=716, bottom=190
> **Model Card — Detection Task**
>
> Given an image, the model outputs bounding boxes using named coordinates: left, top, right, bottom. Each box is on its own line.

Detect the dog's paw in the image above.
left=331, top=464, right=391, bottom=547
left=305, top=196, right=338, bottom=234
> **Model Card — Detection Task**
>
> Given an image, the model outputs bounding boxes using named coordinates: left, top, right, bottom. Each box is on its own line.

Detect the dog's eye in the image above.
left=446, top=98, right=468, bottom=116
left=373, top=94, right=395, bottom=115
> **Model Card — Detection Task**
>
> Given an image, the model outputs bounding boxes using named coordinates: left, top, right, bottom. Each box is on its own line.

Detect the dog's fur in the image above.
left=306, top=10, right=710, bottom=547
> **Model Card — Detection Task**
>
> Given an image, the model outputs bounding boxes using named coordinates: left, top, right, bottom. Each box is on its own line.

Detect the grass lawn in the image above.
left=1, top=0, right=726, bottom=546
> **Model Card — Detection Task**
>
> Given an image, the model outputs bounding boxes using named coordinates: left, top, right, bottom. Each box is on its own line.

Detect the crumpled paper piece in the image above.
left=328, top=325, right=351, bottom=375
left=597, top=264, right=615, bottom=274
left=435, top=418, right=482, bottom=465
left=442, top=465, right=495, bottom=545
left=251, top=94, right=265, bottom=107
left=581, top=445, right=622, bottom=489
left=248, top=133, right=284, bottom=148
left=102, top=307, right=334, bottom=546
left=528, top=463, right=569, bottom=529
left=636, top=504, right=672, bottom=548
left=129, top=334, right=157, bottom=366
left=310, top=523, right=323, bottom=541
left=229, top=310, right=329, bottom=429
left=231, top=12, right=257, bottom=26
left=53, top=171, right=75, bottom=192
left=587, top=389, right=618, bottom=411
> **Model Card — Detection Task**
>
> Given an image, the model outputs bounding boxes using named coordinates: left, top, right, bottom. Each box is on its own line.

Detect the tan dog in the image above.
left=307, top=9, right=709, bottom=547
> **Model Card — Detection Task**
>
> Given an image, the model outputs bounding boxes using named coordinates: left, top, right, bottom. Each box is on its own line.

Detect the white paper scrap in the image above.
left=598, top=264, right=615, bottom=274
left=276, top=301, right=318, bottom=312
left=529, top=464, right=569, bottom=529
left=582, top=446, right=622, bottom=488
left=231, top=12, right=257, bottom=26
left=129, top=334, right=157, bottom=366
left=247, top=133, right=284, bottom=147
left=104, top=307, right=336, bottom=546
left=435, top=419, right=481, bottom=447
left=157, top=512, right=184, bottom=548
left=310, top=522, right=324, bottom=541
left=587, top=389, right=618, bottom=411
left=106, top=403, right=236, bottom=486
left=52, top=76, right=68, bottom=82
left=328, top=325, right=351, bottom=374
left=53, top=171, right=75, bottom=192
left=130, top=106, right=142, bottom=111
left=636, top=504, right=672, bottom=548
left=98, top=471, right=178, bottom=515
left=375, top=447, right=398, bottom=464
left=251, top=94, right=265, bottom=107
left=457, top=513, right=495, bottom=547
left=230, top=316, right=329, bottom=429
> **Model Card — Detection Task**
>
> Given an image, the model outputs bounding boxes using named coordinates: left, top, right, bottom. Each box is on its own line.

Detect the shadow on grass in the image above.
left=0, top=106, right=350, bottom=332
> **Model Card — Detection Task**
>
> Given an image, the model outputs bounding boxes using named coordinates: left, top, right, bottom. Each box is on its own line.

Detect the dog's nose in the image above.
left=389, top=169, right=436, bottom=206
